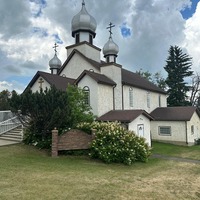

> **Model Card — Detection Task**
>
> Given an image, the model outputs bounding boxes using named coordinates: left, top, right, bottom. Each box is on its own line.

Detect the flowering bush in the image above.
left=77, top=121, right=151, bottom=165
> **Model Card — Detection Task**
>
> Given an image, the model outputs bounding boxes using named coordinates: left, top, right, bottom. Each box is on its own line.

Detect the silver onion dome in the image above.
left=103, top=37, right=119, bottom=56
left=49, top=54, right=62, bottom=69
left=71, top=2, right=97, bottom=37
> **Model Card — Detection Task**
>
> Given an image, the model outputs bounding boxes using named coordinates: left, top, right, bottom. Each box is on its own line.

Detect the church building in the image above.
left=26, top=1, right=174, bottom=146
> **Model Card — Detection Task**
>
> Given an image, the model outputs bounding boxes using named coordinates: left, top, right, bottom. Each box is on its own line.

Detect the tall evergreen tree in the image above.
left=164, top=45, right=193, bottom=106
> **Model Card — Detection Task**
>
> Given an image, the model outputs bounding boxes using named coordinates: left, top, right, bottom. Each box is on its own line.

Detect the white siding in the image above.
left=60, top=53, right=100, bottom=79
left=123, top=85, right=167, bottom=112
left=129, top=115, right=151, bottom=146
left=31, top=76, right=51, bottom=93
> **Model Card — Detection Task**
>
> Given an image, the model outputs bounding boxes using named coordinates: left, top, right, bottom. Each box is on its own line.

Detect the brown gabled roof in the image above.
left=122, top=68, right=166, bottom=94
left=151, top=106, right=200, bottom=121
left=58, top=49, right=103, bottom=74
left=25, top=71, right=75, bottom=91
left=98, top=110, right=154, bottom=123
left=75, top=70, right=116, bottom=86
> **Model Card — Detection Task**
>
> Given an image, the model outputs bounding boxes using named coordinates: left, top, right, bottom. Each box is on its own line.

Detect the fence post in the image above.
left=52, top=128, right=58, bottom=157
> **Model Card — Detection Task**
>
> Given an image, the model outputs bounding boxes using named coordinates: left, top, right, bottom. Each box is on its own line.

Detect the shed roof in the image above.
left=98, top=110, right=154, bottom=123
left=150, top=106, right=200, bottom=121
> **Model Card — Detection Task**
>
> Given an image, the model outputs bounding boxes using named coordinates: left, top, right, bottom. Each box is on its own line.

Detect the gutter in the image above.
left=113, top=85, right=116, bottom=110
left=185, top=121, right=188, bottom=145
left=122, top=84, right=124, bottom=110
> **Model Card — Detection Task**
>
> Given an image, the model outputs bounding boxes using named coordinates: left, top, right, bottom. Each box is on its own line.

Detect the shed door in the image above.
left=137, top=124, right=144, bottom=137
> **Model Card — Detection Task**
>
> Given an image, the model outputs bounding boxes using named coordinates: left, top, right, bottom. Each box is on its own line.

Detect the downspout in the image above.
left=113, top=85, right=116, bottom=110
left=185, top=121, right=188, bottom=145
left=122, top=84, right=124, bottom=110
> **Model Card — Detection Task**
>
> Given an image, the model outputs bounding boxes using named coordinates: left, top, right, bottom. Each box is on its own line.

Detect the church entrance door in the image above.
left=137, top=124, right=144, bottom=137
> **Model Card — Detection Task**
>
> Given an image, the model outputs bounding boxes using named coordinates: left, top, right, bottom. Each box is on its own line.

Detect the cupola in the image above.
left=71, top=0, right=97, bottom=44
left=103, top=22, right=119, bottom=63
left=49, top=43, right=62, bottom=75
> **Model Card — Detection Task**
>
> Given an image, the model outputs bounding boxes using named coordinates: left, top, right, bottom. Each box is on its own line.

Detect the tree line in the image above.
left=137, top=45, right=200, bottom=108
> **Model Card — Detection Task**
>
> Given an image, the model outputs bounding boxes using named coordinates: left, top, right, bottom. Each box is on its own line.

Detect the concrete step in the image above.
left=0, top=126, right=23, bottom=142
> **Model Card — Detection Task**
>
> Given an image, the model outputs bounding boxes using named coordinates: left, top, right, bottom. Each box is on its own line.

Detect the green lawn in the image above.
left=152, top=141, right=200, bottom=160
left=0, top=143, right=200, bottom=200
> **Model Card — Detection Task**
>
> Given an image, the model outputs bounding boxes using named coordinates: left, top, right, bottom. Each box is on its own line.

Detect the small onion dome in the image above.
left=103, top=37, right=119, bottom=57
left=71, top=2, right=97, bottom=37
left=49, top=54, right=62, bottom=69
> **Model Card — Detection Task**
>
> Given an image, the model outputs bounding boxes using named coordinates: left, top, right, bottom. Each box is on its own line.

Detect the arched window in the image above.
left=83, top=86, right=90, bottom=105
left=129, top=87, right=133, bottom=107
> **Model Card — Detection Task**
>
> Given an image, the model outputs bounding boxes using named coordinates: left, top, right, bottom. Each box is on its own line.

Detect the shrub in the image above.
left=77, top=121, right=151, bottom=165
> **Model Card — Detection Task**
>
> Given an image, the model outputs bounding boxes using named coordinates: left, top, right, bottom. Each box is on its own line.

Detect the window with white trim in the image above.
left=159, top=126, right=171, bottom=136
left=83, top=86, right=90, bottom=105
left=129, top=87, right=133, bottom=107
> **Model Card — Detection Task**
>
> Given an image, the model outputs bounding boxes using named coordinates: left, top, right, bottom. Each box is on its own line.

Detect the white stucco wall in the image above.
left=129, top=115, right=151, bottom=146
left=151, top=112, right=200, bottom=145
left=151, top=121, right=187, bottom=144
left=101, top=65, right=122, bottom=110
left=77, top=75, right=113, bottom=116
left=186, top=112, right=200, bottom=144
left=77, top=75, right=99, bottom=115
left=97, top=84, right=113, bottom=116
left=67, top=43, right=101, bottom=62
left=31, top=76, right=51, bottom=93
left=123, top=85, right=167, bottom=112
left=60, top=53, right=100, bottom=79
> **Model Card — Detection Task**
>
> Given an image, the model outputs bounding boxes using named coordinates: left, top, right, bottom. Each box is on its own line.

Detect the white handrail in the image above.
left=0, top=116, right=22, bottom=135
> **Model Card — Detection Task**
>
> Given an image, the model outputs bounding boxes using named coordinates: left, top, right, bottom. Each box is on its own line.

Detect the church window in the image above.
left=159, top=126, right=171, bottom=136
left=75, top=33, right=80, bottom=44
left=83, top=86, right=90, bottom=105
left=191, top=125, right=194, bottom=135
left=159, top=95, right=161, bottom=107
left=129, top=87, right=133, bottom=107
left=147, top=92, right=150, bottom=108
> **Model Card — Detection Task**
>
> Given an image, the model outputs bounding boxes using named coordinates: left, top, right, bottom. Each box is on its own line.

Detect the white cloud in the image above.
left=0, top=0, right=31, bottom=39
left=0, top=0, right=199, bottom=93
left=0, top=81, right=24, bottom=93
left=183, top=2, right=200, bottom=71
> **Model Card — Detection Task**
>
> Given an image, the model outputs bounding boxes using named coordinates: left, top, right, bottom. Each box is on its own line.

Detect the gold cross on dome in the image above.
left=107, top=22, right=115, bottom=38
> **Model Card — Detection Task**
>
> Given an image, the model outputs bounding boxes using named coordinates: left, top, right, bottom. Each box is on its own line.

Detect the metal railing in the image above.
left=0, top=116, right=22, bottom=136
left=0, top=110, right=14, bottom=122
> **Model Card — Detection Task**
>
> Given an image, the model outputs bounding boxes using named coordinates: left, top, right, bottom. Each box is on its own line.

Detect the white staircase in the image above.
left=0, top=113, right=23, bottom=145
left=0, top=126, right=23, bottom=143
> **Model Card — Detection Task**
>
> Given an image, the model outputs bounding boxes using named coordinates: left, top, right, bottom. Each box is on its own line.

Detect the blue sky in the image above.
left=181, top=0, right=198, bottom=19
left=0, top=0, right=200, bottom=93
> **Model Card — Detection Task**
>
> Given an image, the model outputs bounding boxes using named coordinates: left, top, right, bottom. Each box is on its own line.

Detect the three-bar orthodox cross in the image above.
left=107, top=22, right=115, bottom=38
left=53, top=43, right=59, bottom=55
